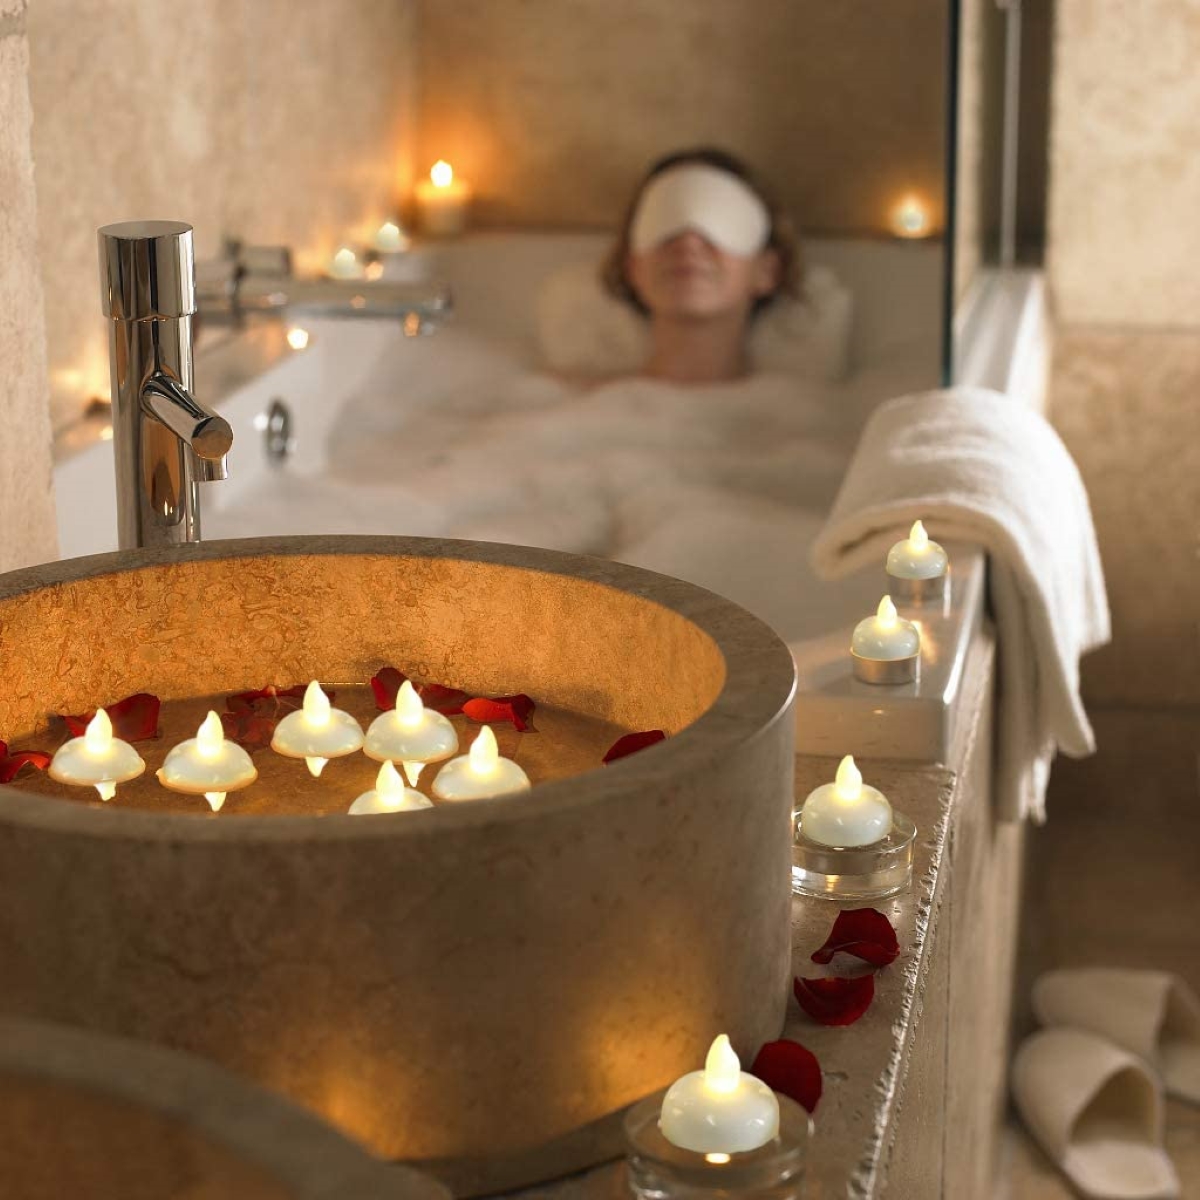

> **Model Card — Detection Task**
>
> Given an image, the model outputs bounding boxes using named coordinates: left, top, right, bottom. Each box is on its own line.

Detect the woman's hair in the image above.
left=602, top=146, right=801, bottom=318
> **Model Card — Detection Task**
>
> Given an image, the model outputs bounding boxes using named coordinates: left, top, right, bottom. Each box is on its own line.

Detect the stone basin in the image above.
left=0, top=536, right=796, bottom=1195
left=0, top=1015, right=448, bottom=1200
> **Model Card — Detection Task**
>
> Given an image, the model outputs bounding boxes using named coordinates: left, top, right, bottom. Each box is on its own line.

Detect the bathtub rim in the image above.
left=0, top=533, right=797, bottom=844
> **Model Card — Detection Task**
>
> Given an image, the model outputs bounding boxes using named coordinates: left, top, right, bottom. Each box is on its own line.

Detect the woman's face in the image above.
left=625, top=230, right=781, bottom=322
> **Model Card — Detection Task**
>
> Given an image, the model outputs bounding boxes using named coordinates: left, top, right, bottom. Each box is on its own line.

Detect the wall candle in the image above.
left=414, top=161, right=472, bottom=236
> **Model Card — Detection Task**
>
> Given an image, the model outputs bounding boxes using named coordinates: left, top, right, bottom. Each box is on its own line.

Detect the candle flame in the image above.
left=306, top=756, right=329, bottom=778
left=303, top=681, right=331, bottom=727
left=835, top=755, right=863, bottom=800
left=705, top=1153, right=732, bottom=1165
left=95, top=781, right=116, bottom=802
left=703, top=1035, right=741, bottom=1095
left=376, top=760, right=405, bottom=798
left=84, top=709, right=112, bottom=755
left=469, top=725, right=499, bottom=774
left=891, top=194, right=930, bottom=238
left=197, top=711, right=224, bottom=758
left=205, top=791, right=226, bottom=812
left=910, top=520, right=929, bottom=548
left=286, top=326, right=310, bottom=350
left=877, top=595, right=898, bottom=628
left=431, top=160, right=454, bottom=187
left=403, top=760, right=424, bottom=786
left=395, top=680, right=424, bottom=727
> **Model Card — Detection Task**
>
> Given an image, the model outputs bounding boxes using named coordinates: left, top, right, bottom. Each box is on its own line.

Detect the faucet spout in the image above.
left=142, top=374, right=233, bottom=462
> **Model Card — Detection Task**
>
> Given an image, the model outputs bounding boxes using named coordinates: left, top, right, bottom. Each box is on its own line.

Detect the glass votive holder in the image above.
left=791, top=811, right=917, bottom=901
left=624, top=1087, right=811, bottom=1199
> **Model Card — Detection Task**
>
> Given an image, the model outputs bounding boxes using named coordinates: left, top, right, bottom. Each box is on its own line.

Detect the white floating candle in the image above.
left=328, top=246, right=363, bottom=280
left=431, top=726, right=530, bottom=801
left=852, top=596, right=920, bottom=662
left=659, top=1035, right=779, bottom=1155
left=49, top=709, right=146, bottom=801
left=271, top=681, right=364, bottom=777
left=373, top=220, right=410, bottom=254
left=348, top=760, right=433, bottom=815
left=800, top=755, right=893, bottom=848
left=886, top=520, right=948, bottom=581
left=364, top=681, right=458, bottom=784
left=158, top=711, right=257, bottom=812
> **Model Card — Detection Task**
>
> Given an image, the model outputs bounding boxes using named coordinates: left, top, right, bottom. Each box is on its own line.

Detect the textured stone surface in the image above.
left=25, top=0, right=417, bottom=431
left=1048, top=328, right=1200, bottom=707
left=414, top=0, right=946, bottom=238
left=0, top=22, right=58, bottom=571
left=0, top=537, right=796, bottom=1195
left=0, top=1016, right=446, bottom=1200
left=1048, top=0, right=1200, bottom=324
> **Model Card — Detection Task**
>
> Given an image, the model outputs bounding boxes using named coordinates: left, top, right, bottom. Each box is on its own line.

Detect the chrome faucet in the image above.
left=99, top=221, right=233, bottom=549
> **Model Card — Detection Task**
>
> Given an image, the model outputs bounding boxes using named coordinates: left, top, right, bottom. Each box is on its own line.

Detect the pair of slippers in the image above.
left=1013, top=968, right=1200, bottom=1199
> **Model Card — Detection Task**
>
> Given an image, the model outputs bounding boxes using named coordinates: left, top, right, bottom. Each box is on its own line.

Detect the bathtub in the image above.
left=52, top=232, right=1044, bottom=763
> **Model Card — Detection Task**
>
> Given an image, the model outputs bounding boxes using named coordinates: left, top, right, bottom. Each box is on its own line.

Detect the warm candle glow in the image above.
left=891, top=194, right=931, bottom=238
left=395, top=681, right=424, bottom=728
left=835, top=755, right=863, bottom=801
left=910, top=520, right=929, bottom=549
left=430, top=160, right=454, bottom=188
left=876, top=596, right=898, bottom=629
left=704, top=1035, right=741, bottom=1095
left=286, top=326, right=310, bottom=351
left=196, top=711, right=224, bottom=759
left=304, top=681, right=331, bottom=727
left=331, top=247, right=359, bottom=276
left=469, top=725, right=499, bottom=774
left=376, top=760, right=407, bottom=802
left=84, top=709, right=112, bottom=756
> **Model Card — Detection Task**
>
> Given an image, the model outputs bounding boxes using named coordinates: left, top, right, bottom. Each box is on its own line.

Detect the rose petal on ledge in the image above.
left=810, top=908, right=900, bottom=968
left=463, top=694, right=536, bottom=732
left=417, top=683, right=470, bottom=715
left=750, top=1039, right=823, bottom=1114
left=794, top=974, right=875, bottom=1026
left=602, top=730, right=666, bottom=764
left=370, top=667, right=409, bottom=711
left=0, top=742, right=52, bottom=784
left=61, top=692, right=161, bottom=741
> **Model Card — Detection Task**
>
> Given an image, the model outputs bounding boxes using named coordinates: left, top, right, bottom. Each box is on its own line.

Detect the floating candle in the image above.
left=49, top=709, right=146, bottom=801
left=271, top=681, right=364, bottom=777
left=348, top=760, right=433, bottom=815
left=431, top=726, right=530, bottom=801
left=415, top=160, right=471, bottom=236
left=373, top=220, right=410, bottom=254
left=852, top=596, right=920, bottom=661
left=659, top=1035, right=779, bottom=1155
left=886, top=520, right=948, bottom=581
left=799, top=755, right=892, bottom=848
left=328, top=246, right=363, bottom=280
left=158, top=710, right=257, bottom=812
left=364, top=681, right=458, bottom=785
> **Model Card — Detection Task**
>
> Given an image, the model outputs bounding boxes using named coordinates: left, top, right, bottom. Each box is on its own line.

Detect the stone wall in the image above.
left=414, top=0, right=947, bottom=238
left=26, top=0, right=418, bottom=432
left=0, top=0, right=56, bottom=570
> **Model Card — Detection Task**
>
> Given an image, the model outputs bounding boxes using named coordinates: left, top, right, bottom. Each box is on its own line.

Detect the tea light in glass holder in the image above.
left=886, top=520, right=948, bottom=604
left=851, top=595, right=920, bottom=684
left=432, top=726, right=530, bottom=801
left=271, top=681, right=364, bottom=777
left=348, top=760, right=433, bottom=815
left=158, top=711, right=257, bottom=812
left=415, top=160, right=471, bottom=236
left=364, top=681, right=457, bottom=785
left=623, top=1034, right=811, bottom=1199
left=792, top=756, right=916, bottom=900
left=49, top=709, right=145, bottom=801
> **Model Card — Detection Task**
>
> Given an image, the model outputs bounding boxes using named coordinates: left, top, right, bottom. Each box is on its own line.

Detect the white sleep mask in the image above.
left=628, top=164, right=771, bottom=257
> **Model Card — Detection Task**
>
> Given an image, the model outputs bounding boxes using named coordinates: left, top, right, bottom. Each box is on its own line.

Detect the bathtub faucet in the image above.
left=99, top=221, right=233, bottom=550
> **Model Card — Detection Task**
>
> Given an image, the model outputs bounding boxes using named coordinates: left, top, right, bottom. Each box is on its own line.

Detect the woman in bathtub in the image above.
left=601, top=147, right=801, bottom=384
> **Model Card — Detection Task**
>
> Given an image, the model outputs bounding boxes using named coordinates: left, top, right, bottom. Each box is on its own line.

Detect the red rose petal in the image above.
left=219, top=710, right=277, bottom=751
left=61, top=692, right=161, bottom=742
left=417, top=683, right=470, bottom=715
left=228, top=684, right=306, bottom=715
left=370, top=667, right=408, bottom=711
left=793, top=974, right=875, bottom=1026
left=602, top=730, right=666, bottom=764
left=810, top=908, right=900, bottom=968
left=462, top=694, right=536, bottom=732
left=750, top=1039, right=823, bottom=1114
left=0, top=747, right=52, bottom=784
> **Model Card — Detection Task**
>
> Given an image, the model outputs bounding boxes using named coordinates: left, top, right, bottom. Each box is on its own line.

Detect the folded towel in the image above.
left=811, top=387, right=1110, bottom=823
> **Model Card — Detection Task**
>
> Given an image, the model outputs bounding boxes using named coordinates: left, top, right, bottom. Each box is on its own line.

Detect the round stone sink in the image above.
left=0, top=536, right=796, bottom=1195
left=0, top=1015, right=447, bottom=1199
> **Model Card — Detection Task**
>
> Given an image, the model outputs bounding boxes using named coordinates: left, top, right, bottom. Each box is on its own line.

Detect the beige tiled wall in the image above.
left=0, top=0, right=57, bottom=570
left=26, top=0, right=418, bottom=432
left=414, top=0, right=947, bottom=238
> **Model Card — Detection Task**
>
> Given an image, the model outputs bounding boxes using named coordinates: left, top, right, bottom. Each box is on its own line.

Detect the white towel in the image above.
left=811, top=387, right=1110, bottom=823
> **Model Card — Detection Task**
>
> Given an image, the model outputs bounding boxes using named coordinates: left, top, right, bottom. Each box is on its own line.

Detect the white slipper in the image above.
left=1013, top=1029, right=1179, bottom=1199
left=1033, top=969, right=1200, bottom=1106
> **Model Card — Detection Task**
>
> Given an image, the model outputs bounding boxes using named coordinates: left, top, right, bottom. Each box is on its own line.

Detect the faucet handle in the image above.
left=98, top=220, right=195, bottom=321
